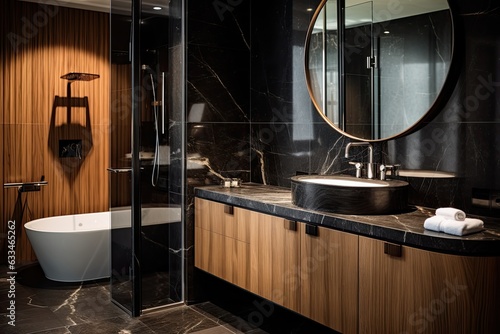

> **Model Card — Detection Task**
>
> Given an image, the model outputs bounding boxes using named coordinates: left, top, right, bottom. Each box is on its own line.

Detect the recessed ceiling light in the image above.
left=384, top=30, right=390, bottom=34
left=153, top=6, right=162, bottom=11
left=306, top=8, right=313, bottom=12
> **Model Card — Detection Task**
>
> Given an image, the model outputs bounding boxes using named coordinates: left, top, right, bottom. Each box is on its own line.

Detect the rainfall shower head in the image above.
left=60, top=72, right=100, bottom=81
left=59, top=72, right=100, bottom=123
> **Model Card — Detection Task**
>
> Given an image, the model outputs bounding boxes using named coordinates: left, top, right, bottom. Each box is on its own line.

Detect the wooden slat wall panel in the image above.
left=110, top=63, right=132, bottom=207
left=1, top=1, right=110, bottom=263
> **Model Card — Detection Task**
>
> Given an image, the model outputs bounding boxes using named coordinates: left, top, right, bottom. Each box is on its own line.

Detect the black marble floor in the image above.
left=1, top=264, right=339, bottom=334
left=0, top=264, right=266, bottom=334
left=194, top=270, right=339, bottom=334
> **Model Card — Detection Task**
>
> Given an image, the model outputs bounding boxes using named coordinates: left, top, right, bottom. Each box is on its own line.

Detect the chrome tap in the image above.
left=379, top=164, right=401, bottom=180
left=345, top=142, right=375, bottom=179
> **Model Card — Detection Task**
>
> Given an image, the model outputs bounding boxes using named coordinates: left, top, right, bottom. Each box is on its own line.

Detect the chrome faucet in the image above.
left=345, top=142, right=375, bottom=179
left=379, top=163, right=401, bottom=180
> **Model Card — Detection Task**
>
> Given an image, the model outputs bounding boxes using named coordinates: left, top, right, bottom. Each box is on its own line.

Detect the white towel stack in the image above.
left=435, top=207, right=466, bottom=221
left=424, top=207, right=484, bottom=236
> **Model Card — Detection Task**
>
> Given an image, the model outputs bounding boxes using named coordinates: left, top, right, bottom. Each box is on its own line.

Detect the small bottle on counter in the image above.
left=221, top=178, right=232, bottom=188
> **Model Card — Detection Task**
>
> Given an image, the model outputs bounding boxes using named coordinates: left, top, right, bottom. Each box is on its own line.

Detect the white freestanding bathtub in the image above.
left=24, top=207, right=181, bottom=282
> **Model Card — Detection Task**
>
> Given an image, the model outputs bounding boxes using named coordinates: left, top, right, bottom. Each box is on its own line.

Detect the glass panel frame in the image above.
left=110, top=0, right=185, bottom=316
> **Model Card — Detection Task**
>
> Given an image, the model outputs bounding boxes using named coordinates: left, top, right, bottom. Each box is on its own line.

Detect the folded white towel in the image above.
left=424, top=215, right=445, bottom=231
left=424, top=216, right=484, bottom=236
left=436, top=207, right=466, bottom=221
left=442, top=218, right=484, bottom=236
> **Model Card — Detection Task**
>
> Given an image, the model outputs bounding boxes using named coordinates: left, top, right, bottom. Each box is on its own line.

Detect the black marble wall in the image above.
left=246, top=0, right=500, bottom=216
left=186, top=0, right=500, bottom=301
left=186, top=0, right=252, bottom=302
left=386, top=1, right=500, bottom=216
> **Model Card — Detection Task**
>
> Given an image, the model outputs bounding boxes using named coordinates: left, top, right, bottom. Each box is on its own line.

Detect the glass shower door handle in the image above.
left=107, top=167, right=132, bottom=173
left=161, top=72, right=165, bottom=135
left=107, top=167, right=145, bottom=173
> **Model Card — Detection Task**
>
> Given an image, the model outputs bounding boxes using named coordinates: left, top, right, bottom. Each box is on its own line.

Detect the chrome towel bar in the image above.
left=4, top=181, right=48, bottom=192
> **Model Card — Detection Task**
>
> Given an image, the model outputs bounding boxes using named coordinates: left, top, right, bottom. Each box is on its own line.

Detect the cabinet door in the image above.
left=359, top=236, right=500, bottom=334
left=194, top=198, right=250, bottom=289
left=195, top=197, right=234, bottom=236
left=194, top=226, right=224, bottom=277
left=300, top=225, right=359, bottom=334
left=248, top=210, right=301, bottom=312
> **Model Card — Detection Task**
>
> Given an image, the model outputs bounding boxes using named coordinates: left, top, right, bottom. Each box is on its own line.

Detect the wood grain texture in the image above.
left=300, top=225, right=359, bottom=334
left=1, top=1, right=110, bottom=263
left=194, top=198, right=250, bottom=289
left=110, top=63, right=132, bottom=207
left=195, top=199, right=500, bottom=332
left=249, top=210, right=301, bottom=312
left=359, top=236, right=500, bottom=333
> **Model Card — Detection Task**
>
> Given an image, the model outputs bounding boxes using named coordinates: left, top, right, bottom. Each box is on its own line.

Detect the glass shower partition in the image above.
left=109, top=0, right=185, bottom=316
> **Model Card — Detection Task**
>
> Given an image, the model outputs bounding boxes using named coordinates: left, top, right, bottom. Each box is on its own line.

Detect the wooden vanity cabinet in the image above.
left=358, top=236, right=500, bottom=334
left=195, top=198, right=359, bottom=333
left=196, top=198, right=500, bottom=333
left=195, top=199, right=302, bottom=311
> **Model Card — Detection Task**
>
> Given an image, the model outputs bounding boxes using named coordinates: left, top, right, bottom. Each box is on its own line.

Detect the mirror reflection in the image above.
left=306, top=0, right=453, bottom=141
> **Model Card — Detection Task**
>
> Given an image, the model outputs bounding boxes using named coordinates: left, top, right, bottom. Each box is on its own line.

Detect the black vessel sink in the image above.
left=291, top=175, right=409, bottom=215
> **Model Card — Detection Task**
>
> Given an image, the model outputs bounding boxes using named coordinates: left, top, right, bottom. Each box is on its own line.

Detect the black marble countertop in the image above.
left=195, top=183, right=500, bottom=256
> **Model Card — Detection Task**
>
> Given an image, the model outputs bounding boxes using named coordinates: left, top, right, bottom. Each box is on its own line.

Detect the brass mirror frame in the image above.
left=304, top=0, right=462, bottom=142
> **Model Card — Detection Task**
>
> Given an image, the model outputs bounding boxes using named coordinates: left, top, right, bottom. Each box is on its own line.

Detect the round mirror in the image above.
left=305, top=0, right=458, bottom=142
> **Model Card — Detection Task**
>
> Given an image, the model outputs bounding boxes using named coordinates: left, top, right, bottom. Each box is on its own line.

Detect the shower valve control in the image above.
left=59, top=139, right=82, bottom=159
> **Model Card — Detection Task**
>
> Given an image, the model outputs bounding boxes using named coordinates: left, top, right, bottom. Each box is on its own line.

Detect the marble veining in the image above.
left=0, top=264, right=269, bottom=334
left=184, top=0, right=500, bottom=304
left=319, top=136, right=347, bottom=174
left=195, top=183, right=500, bottom=256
